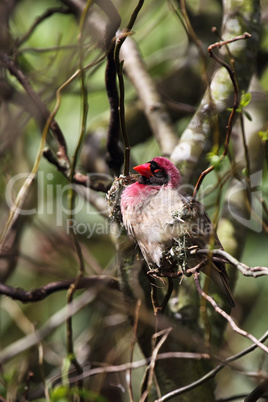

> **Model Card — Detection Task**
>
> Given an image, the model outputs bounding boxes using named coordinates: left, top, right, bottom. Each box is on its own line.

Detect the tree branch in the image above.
left=193, top=272, right=268, bottom=355
left=0, top=51, right=70, bottom=164
left=171, top=0, right=260, bottom=183
left=120, top=37, right=178, bottom=156
left=0, top=288, right=100, bottom=364
left=192, top=248, right=268, bottom=278
left=0, top=275, right=119, bottom=303
left=15, top=7, right=72, bottom=47
left=193, top=33, right=251, bottom=197
left=157, top=329, right=268, bottom=401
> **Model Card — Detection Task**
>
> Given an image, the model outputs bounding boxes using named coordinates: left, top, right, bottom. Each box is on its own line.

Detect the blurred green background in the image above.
left=1, top=0, right=268, bottom=400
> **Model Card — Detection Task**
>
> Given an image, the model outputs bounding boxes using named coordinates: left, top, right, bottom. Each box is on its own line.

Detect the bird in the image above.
left=120, top=156, right=235, bottom=308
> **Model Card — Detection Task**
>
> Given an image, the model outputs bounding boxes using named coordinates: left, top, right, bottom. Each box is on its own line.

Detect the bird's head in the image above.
left=133, top=157, right=182, bottom=188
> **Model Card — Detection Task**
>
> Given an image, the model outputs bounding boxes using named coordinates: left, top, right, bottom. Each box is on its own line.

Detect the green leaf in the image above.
left=240, top=90, right=252, bottom=108
left=243, top=110, right=252, bottom=121
left=242, top=167, right=248, bottom=177
left=206, top=152, right=222, bottom=171
left=258, top=130, right=268, bottom=141
left=209, top=154, right=220, bottom=165
left=206, top=145, right=219, bottom=159
left=206, top=145, right=225, bottom=171
left=227, top=91, right=252, bottom=118
left=50, top=385, right=70, bottom=402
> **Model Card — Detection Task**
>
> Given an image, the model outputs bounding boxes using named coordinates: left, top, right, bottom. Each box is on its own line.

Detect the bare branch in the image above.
left=157, top=330, right=268, bottom=401
left=16, top=7, right=72, bottom=47
left=0, top=275, right=119, bottom=303
left=244, top=378, right=268, bottom=402
left=192, top=248, right=268, bottom=278
left=96, top=0, right=124, bottom=176
left=171, top=1, right=260, bottom=183
left=0, top=288, right=98, bottom=364
left=105, top=38, right=125, bottom=176
left=127, top=299, right=141, bottom=402
left=0, top=52, right=70, bottom=164
left=140, top=328, right=172, bottom=402
left=193, top=33, right=251, bottom=197
left=121, top=37, right=178, bottom=156
left=193, top=272, right=268, bottom=355
left=43, top=146, right=113, bottom=192
left=208, top=32, right=252, bottom=52
left=63, top=351, right=210, bottom=386
left=114, top=0, right=145, bottom=175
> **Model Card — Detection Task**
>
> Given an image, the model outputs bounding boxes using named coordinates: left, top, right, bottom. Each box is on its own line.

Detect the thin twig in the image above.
left=0, top=288, right=99, bottom=365
left=127, top=299, right=141, bottom=402
left=23, top=371, right=34, bottom=401
left=193, top=272, right=268, bottom=355
left=178, top=0, right=213, bottom=109
left=0, top=52, right=70, bottom=163
left=56, top=350, right=210, bottom=387
left=43, top=148, right=113, bottom=191
left=114, top=0, right=145, bottom=176
left=193, top=32, right=251, bottom=198
left=16, top=7, right=72, bottom=47
left=38, top=342, right=50, bottom=401
left=18, top=44, right=78, bottom=54
left=105, top=39, right=124, bottom=176
left=192, top=248, right=268, bottom=278
left=66, top=280, right=84, bottom=399
left=140, top=328, right=172, bottom=402
left=157, top=330, right=268, bottom=401
left=97, top=0, right=124, bottom=175
left=208, top=33, right=252, bottom=52
left=239, top=106, right=251, bottom=184
left=121, top=36, right=177, bottom=156
left=212, top=28, right=252, bottom=202
left=0, top=64, right=87, bottom=247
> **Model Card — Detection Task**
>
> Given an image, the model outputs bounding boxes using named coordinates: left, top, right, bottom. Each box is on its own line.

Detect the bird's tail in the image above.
left=203, top=262, right=235, bottom=308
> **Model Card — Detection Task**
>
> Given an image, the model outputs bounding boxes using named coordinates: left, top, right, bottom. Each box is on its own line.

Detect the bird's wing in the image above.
left=166, top=196, right=235, bottom=307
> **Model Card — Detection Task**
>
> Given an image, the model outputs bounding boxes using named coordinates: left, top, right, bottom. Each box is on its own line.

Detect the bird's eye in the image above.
left=144, top=160, right=169, bottom=185
left=153, top=168, right=165, bottom=177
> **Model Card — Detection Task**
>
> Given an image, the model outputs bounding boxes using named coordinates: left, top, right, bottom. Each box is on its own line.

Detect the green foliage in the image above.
left=227, top=90, right=252, bottom=120
left=239, top=90, right=252, bottom=108
left=206, top=146, right=224, bottom=171
left=258, top=129, right=268, bottom=142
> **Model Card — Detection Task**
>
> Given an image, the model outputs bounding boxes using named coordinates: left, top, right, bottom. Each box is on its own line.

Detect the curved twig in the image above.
left=193, top=272, right=268, bottom=355
left=16, top=7, right=72, bottom=47
left=43, top=148, right=113, bottom=192
left=114, top=0, right=145, bottom=176
left=193, top=33, right=251, bottom=197
left=0, top=52, right=70, bottom=164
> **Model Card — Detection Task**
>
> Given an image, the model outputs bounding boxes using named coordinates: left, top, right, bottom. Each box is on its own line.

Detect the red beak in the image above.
left=133, top=163, right=152, bottom=178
